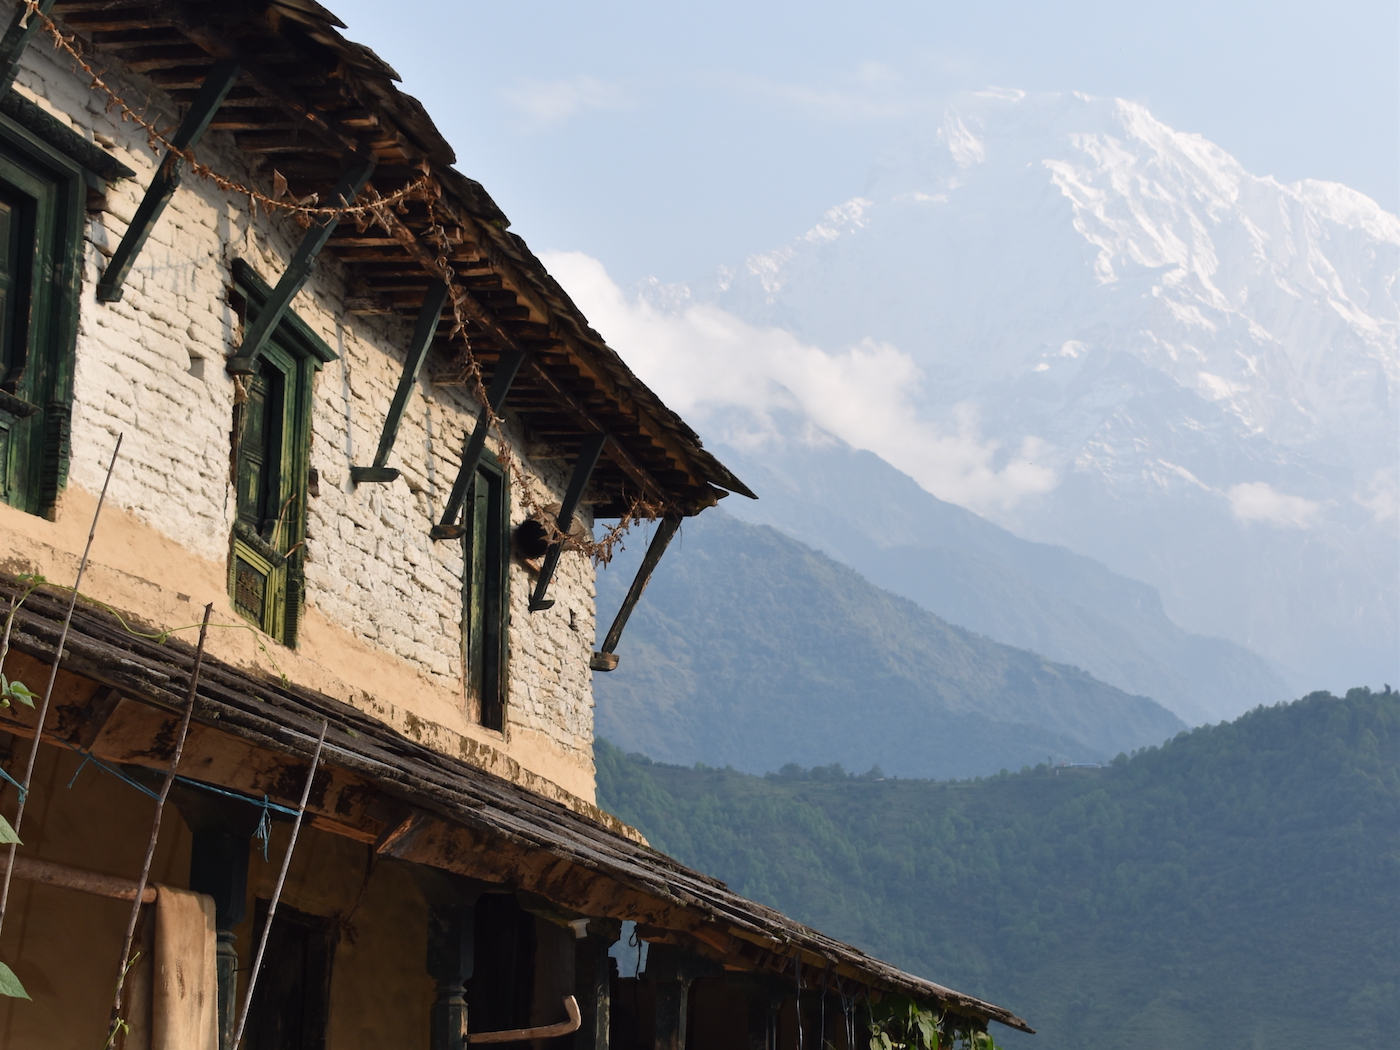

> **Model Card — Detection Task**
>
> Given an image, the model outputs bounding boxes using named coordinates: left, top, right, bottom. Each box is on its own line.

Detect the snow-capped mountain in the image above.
left=694, top=90, right=1398, bottom=691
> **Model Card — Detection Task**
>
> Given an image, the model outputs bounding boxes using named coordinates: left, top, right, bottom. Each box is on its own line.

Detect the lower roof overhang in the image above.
left=0, top=574, right=1030, bottom=1034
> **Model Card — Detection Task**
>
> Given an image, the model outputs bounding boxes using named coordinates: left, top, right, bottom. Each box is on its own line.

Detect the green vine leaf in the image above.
left=0, top=815, right=20, bottom=845
left=5, top=679, right=34, bottom=708
left=0, top=961, right=30, bottom=999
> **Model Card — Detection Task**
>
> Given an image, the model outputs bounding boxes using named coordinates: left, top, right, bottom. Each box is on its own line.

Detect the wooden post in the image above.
left=644, top=943, right=718, bottom=1050
left=411, top=869, right=490, bottom=1050
left=574, top=919, right=621, bottom=1050
left=188, top=826, right=252, bottom=1050
left=428, top=901, right=476, bottom=1050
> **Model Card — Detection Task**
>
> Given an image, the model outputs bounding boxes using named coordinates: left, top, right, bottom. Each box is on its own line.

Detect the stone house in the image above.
left=0, top=1, right=1029, bottom=1047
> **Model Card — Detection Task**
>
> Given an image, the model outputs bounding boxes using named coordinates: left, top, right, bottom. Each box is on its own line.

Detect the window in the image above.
left=228, top=260, right=334, bottom=646
left=0, top=119, right=83, bottom=518
left=464, top=455, right=509, bottom=730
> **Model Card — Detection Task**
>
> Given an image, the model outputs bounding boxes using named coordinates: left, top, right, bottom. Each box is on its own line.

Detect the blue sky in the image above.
left=333, top=0, right=1397, bottom=284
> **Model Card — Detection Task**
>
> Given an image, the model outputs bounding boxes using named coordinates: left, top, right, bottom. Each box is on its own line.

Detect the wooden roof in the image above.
left=48, top=0, right=753, bottom=517
left=0, top=574, right=1029, bottom=1033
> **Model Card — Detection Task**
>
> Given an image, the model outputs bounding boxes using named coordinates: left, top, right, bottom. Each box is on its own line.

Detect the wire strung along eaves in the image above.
left=47, top=0, right=752, bottom=518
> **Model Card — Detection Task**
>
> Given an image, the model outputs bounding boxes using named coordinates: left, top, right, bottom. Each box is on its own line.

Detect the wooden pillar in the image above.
left=644, top=943, right=718, bottom=1050
left=574, top=919, right=622, bottom=1050
left=413, top=870, right=489, bottom=1050
left=173, top=787, right=259, bottom=1050
left=428, top=900, right=476, bottom=1050
left=189, top=829, right=248, bottom=1050
left=733, top=975, right=784, bottom=1050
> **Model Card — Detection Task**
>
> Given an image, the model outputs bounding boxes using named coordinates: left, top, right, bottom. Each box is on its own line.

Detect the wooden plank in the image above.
left=146, top=0, right=363, bottom=154
left=0, top=854, right=157, bottom=903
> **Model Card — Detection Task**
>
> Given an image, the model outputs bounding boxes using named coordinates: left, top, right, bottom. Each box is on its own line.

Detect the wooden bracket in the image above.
left=227, top=155, right=376, bottom=374
left=374, top=809, right=430, bottom=856
left=430, top=349, right=524, bottom=540
left=97, top=58, right=242, bottom=302
left=528, top=432, right=607, bottom=612
left=351, top=279, right=449, bottom=485
left=591, top=515, right=681, bottom=670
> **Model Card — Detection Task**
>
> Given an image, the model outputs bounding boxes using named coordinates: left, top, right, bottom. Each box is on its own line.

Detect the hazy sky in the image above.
left=333, top=0, right=1397, bottom=284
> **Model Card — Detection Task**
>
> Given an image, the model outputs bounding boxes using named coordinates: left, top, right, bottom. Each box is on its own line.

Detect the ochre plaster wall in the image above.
left=0, top=742, right=442, bottom=1050
left=0, top=743, right=192, bottom=1049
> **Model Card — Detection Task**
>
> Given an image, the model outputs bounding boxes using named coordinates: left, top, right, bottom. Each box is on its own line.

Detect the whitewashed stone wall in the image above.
left=10, top=37, right=600, bottom=773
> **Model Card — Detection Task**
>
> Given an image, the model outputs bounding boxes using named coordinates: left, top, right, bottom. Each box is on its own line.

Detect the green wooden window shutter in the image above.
left=227, top=262, right=333, bottom=648
left=464, top=456, right=509, bottom=730
left=0, top=118, right=82, bottom=518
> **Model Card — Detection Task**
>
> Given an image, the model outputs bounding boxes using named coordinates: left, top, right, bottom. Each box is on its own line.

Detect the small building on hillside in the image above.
left=0, top=1, right=1029, bottom=1047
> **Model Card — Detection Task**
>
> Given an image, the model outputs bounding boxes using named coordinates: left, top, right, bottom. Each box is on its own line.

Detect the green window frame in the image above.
left=0, top=116, right=84, bottom=519
left=228, top=260, right=334, bottom=647
left=464, top=454, right=509, bottom=730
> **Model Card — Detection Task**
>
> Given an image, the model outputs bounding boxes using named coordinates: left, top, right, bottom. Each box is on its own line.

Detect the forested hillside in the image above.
left=594, top=512, right=1183, bottom=779
left=597, top=688, right=1399, bottom=1049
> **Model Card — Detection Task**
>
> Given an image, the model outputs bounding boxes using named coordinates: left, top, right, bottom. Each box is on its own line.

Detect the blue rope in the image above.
left=58, top=739, right=161, bottom=802
left=170, top=776, right=299, bottom=818
left=168, top=777, right=298, bottom=862
left=0, top=762, right=27, bottom=802
left=59, top=737, right=299, bottom=860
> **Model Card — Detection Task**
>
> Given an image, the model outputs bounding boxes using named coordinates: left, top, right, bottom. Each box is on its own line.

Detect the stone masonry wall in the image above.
left=7, top=34, right=600, bottom=791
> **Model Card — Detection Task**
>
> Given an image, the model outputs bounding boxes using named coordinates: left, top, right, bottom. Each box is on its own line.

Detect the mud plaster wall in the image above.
left=0, top=742, right=193, bottom=1049
left=0, top=742, right=437, bottom=1050
left=3, top=36, right=602, bottom=801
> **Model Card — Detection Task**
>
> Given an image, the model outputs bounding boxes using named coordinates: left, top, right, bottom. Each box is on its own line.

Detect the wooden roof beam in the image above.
left=425, top=204, right=729, bottom=498
left=144, top=0, right=363, bottom=154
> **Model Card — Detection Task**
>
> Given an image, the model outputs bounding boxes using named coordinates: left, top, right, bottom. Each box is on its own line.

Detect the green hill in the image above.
left=594, top=511, right=1184, bottom=780
left=596, top=688, right=1400, bottom=1049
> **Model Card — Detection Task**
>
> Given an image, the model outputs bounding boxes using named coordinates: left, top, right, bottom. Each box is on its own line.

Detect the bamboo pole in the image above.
left=106, top=602, right=214, bottom=1044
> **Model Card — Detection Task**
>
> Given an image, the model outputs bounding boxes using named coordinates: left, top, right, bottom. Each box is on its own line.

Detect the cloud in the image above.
left=1226, top=482, right=1323, bottom=528
left=542, top=251, right=1056, bottom=514
left=501, top=75, right=630, bottom=125
left=1358, top=467, right=1398, bottom=523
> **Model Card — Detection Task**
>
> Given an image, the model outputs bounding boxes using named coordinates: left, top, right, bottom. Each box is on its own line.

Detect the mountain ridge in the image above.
left=594, top=509, right=1184, bottom=779
left=711, top=432, right=1292, bottom=724
left=596, top=686, right=1400, bottom=1049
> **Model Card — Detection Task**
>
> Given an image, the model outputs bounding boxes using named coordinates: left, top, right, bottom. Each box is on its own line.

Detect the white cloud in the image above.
left=1358, top=467, right=1398, bottom=523
left=1226, top=482, right=1322, bottom=528
left=501, top=75, right=629, bottom=125
left=542, top=251, right=1057, bottom=514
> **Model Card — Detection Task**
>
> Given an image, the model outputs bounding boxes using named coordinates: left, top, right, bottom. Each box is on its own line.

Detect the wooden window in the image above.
left=0, top=119, right=83, bottom=518
left=228, top=260, right=334, bottom=647
left=464, top=455, right=509, bottom=730
left=245, top=901, right=337, bottom=1050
